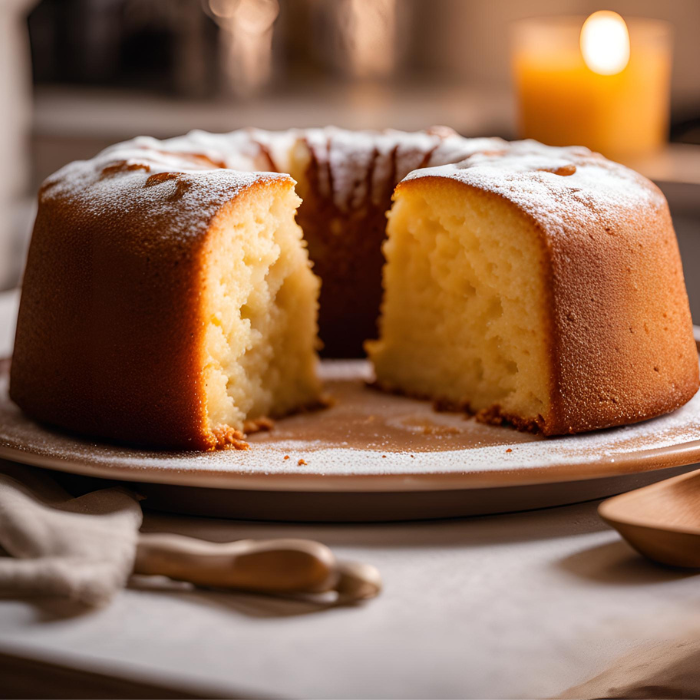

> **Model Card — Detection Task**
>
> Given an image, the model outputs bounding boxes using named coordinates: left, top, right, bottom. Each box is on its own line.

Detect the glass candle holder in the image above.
left=511, top=13, right=672, bottom=162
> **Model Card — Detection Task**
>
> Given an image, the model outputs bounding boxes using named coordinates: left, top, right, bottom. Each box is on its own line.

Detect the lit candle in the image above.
left=512, top=13, right=672, bottom=161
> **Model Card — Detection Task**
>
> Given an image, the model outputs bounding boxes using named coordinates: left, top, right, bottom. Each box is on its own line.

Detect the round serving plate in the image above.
left=1, top=359, right=700, bottom=521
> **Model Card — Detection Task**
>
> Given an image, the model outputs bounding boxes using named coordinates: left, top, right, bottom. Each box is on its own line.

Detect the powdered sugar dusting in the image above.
left=296, top=127, right=502, bottom=213
left=405, top=140, right=665, bottom=234
left=46, top=130, right=663, bottom=239
left=49, top=128, right=551, bottom=227
left=327, top=128, right=377, bottom=211
left=2, top=362, right=699, bottom=484
left=40, top=149, right=288, bottom=249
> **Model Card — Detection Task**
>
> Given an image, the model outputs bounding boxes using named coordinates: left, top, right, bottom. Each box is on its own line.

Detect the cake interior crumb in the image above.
left=202, top=185, right=321, bottom=442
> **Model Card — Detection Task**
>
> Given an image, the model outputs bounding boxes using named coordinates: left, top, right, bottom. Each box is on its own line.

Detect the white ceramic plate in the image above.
left=2, top=359, right=700, bottom=521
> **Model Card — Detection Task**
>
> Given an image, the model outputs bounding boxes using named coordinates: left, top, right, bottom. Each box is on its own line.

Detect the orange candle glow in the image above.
left=512, top=13, right=672, bottom=162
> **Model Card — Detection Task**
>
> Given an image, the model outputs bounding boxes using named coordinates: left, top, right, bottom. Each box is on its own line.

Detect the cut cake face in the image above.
left=367, top=178, right=552, bottom=432
left=201, top=181, right=322, bottom=447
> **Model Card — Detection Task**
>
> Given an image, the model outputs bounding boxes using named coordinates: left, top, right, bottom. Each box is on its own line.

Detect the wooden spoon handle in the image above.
left=135, top=534, right=338, bottom=594
left=335, top=561, right=383, bottom=601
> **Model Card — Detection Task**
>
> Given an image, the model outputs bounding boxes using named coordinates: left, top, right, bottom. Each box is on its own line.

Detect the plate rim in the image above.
left=3, top=355, right=700, bottom=493
left=2, top=436, right=700, bottom=493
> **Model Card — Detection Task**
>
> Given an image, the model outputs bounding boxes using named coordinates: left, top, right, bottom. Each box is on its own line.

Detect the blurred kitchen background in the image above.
left=1, top=0, right=699, bottom=306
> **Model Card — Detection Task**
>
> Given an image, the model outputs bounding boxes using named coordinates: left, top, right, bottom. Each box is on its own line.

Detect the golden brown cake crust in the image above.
left=396, top=142, right=699, bottom=435
left=10, top=148, right=293, bottom=450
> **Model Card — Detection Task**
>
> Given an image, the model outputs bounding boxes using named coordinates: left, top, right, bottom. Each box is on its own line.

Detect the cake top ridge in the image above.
left=404, top=140, right=665, bottom=235
left=47, top=127, right=505, bottom=218
left=296, top=126, right=482, bottom=211
left=40, top=130, right=662, bottom=242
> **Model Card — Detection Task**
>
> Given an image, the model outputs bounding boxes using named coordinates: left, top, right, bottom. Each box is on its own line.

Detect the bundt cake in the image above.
left=367, top=141, right=699, bottom=435
left=9, top=128, right=698, bottom=449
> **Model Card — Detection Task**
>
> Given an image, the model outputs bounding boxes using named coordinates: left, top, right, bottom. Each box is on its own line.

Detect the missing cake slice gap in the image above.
left=201, top=180, right=322, bottom=449
left=367, top=178, right=554, bottom=433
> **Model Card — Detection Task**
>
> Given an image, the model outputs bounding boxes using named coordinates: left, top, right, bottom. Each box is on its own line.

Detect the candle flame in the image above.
left=580, top=11, right=630, bottom=75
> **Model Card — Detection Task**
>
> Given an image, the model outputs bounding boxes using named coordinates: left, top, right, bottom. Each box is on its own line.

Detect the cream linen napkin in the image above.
left=0, top=462, right=142, bottom=606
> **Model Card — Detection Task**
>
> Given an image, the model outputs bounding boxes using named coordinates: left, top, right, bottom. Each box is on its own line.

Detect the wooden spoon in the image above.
left=598, top=468, right=700, bottom=568
left=135, top=533, right=382, bottom=601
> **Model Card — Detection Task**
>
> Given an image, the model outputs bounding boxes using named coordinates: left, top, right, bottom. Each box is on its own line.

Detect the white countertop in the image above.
left=1, top=289, right=699, bottom=698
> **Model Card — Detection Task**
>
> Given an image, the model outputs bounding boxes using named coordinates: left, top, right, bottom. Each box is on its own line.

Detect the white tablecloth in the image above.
left=1, top=289, right=699, bottom=699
